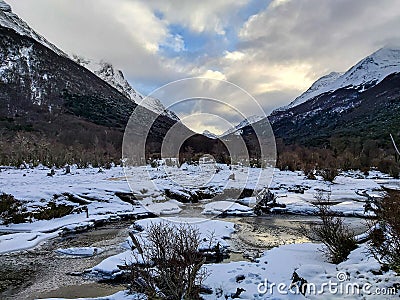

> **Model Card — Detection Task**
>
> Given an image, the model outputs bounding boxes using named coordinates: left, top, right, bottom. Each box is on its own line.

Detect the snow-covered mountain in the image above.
left=0, top=0, right=66, bottom=57
left=202, top=130, right=218, bottom=139
left=275, top=47, right=400, bottom=112
left=0, top=0, right=187, bottom=163
left=141, top=96, right=180, bottom=121
left=72, top=55, right=142, bottom=102
left=0, top=0, right=178, bottom=121
left=72, top=55, right=179, bottom=121
left=267, top=46, right=400, bottom=147
left=221, top=115, right=264, bottom=137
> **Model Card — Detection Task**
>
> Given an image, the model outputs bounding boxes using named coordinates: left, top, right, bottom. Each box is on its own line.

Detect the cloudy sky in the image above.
left=7, top=0, right=400, bottom=133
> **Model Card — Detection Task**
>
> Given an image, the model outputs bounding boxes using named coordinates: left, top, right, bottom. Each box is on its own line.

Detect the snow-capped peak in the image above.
left=275, top=46, right=400, bottom=112
left=334, top=47, right=400, bottom=89
left=72, top=55, right=143, bottom=102
left=0, top=1, right=66, bottom=57
left=202, top=130, right=218, bottom=139
left=72, top=55, right=179, bottom=121
left=221, top=115, right=264, bottom=136
left=275, top=72, right=343, bottom=112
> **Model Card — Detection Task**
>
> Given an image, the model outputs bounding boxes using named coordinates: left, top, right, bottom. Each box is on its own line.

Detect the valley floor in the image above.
left=0, top=165, right=399, bottom=299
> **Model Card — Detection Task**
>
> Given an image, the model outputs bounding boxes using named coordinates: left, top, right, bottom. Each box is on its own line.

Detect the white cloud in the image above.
left=200, top=70, right=227, bottom=81
left=112, top=0, right=168, bottom=53
left=140, top=0, right=250, bottom=35
left=224, top=51, right=245, bottom=61
left=270, top=0, right=291, bottom=8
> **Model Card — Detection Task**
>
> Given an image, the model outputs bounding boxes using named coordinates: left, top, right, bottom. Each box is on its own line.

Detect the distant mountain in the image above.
left=270, top=72, right=400, bottom=146
left=268, top=46, right=400, bottom=146
left=274, top=47, right=400, bottom=114
left=72, top=55, right=179, bottom=121
left=221, top=115, right=264, bottom=137
left=225, top=48, right=400, bottom=172
left=202, top=130, right=218, bottom=139
left=72, top=55, right=143, bottom=101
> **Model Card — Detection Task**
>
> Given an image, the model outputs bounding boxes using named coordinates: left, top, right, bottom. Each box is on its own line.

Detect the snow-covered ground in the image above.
left=1, top=165, right=399, bottom=299
left=202, top=242, right=399, bottom=299
left=45, top=217, right=399, bottom=300
left=202, top=201, right=254, bottom=216
left=0, top=165, right=397, bottom=254
left=88, top=217, right=235, bottom=279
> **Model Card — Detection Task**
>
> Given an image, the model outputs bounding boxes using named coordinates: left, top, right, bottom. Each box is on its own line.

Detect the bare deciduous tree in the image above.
left=127, top=222, right=209, bottom=300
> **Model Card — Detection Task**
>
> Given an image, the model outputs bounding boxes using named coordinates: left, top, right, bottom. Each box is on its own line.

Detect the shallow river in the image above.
left=0, top=215, right=367, bottom=300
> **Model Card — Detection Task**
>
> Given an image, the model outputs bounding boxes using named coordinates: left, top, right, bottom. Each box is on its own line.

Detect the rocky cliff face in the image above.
left=72, top=55, right=180, bottom=121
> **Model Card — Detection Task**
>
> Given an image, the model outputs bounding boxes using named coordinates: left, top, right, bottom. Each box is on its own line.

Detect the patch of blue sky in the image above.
left=159, top=23, right=209, bottom=57
left=159, top=0, right=269, bottom=59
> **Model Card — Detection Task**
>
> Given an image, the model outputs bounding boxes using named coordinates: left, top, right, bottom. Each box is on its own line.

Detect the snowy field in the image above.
left=1, top=164, right=400, bottom=299
left=0, top=164, right=398, bottom=254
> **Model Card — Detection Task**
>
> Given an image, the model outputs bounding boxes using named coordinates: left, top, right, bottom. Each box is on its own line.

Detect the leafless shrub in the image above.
left=368, top=189, right=400, bottom=273
left=319, top=168, right=339, bottom=182
left=254, top=190, right=286, bottom=215
left=303, top=164, right=316, bottom=180
left=303, top=191, right=357, bottom=264
left=127, top=222, right=209, bottom=299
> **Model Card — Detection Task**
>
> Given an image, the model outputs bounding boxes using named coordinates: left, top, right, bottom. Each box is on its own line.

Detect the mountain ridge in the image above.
left=72, top=55, right=179, bottom=121
left=0, top=0, right=66, bottom=57
left=274, top=47, right=400, bottom=113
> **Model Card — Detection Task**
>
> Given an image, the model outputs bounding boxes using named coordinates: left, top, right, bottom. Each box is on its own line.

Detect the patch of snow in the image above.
left=132, top=217, right=235, bottom=249
left=202, top=201, right=254, bottom=216
left=90, top=250, right=132, bottom=277
left=203, top=242, right=399, bottom=299
left=144, top=200, right=182, bottom=215
left=88, top=217, right=236, bottom=279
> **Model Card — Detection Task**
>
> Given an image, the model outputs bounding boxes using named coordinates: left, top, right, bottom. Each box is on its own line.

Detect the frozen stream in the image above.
left=0, top=215, right=367, bottom=300
left=0, top=166, right=392, bottom=299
